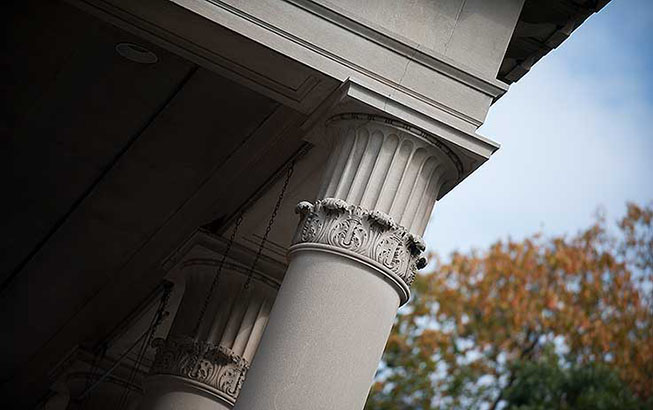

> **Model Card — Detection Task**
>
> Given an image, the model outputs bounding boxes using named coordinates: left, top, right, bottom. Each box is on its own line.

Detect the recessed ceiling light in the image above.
left=115, top=43, right=158, bottom=64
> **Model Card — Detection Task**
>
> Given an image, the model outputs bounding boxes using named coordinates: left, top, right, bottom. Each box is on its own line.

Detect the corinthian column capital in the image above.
left=293, top=199, right=426, bottom=301
left=142, top=262, right=277, bottom=410
left=293, top=113, right=459, bottom=298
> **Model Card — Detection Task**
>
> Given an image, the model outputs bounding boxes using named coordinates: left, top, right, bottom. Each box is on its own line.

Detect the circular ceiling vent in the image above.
left=115, top=43, right=158, bottom=64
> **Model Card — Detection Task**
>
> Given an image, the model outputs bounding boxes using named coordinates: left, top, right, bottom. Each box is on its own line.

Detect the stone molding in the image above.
left=150, top=336, right=250, bottom=404
left=283, top=0, right=509, bottom=98
left=293, top=198, right=427, bottom=288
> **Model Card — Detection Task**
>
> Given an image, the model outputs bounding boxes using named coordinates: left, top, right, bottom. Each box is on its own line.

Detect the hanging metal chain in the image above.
left=79, top=282, right=172, bottom=406
left=192, top=213, right=244, bottom=336
left=150, top=282, right=173, bottom=335
left=244, top=161, right=295, bottom=290
left=192, top=159, right=294, bottom=333
left=117, top=282, right=172, bottom=409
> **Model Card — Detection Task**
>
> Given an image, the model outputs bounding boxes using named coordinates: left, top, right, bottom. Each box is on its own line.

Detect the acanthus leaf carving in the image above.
left=293, top=198, right=427, bottom=286
left=150, top=336, right=250, bottom=403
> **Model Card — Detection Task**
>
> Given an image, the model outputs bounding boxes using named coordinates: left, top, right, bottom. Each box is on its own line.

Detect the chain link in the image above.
left=116, top=282, right=172, bottom=408
left=244, top=161, right=295, bottom=290
left=193, top=213, right=244, bottom=336
left=192, top=159, right=294, bottom=334
left=153, top=282, right=173, bottom=332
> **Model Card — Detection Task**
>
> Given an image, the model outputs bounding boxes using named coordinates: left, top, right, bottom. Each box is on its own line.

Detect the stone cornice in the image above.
left=285, top=0, right=509, bottom=98
left=150, top=336, right=250, bottom=404
left=200, top=0, right=497, bottom=127
left=173, top=0, right=502, bottom=129
left=292, top=199, right=427, bottom=294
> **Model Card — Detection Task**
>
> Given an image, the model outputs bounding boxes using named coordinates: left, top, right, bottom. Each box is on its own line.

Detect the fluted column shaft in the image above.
left=140, top=262, right=277, bottom=410
left=233, top=114, right=458, bottom=410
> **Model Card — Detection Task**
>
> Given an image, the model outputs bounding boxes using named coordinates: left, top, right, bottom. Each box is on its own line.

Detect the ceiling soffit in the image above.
left=68, top=0, right=339, bottom=114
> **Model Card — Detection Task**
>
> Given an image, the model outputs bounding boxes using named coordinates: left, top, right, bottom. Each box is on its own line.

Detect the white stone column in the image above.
left=233, top=113, right=458, bottom=410
left=140, top=261, right=277, bottom=410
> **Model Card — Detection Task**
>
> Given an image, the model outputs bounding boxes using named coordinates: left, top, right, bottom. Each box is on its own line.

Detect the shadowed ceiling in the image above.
left=0, top=1, right=311, bottom=406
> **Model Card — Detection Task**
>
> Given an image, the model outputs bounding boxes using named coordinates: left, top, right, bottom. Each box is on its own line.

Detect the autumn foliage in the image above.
left=366, top=203, right=652, bottom=409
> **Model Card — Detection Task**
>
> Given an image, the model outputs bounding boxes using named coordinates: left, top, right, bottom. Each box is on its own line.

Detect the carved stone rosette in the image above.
left=293, top=198, right=427, bottom=287
left=150, top=336, right=250, bottom=404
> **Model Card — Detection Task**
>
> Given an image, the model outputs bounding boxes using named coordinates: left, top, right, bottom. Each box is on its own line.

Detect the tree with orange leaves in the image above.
left=366, top=203, right=652, bottom=410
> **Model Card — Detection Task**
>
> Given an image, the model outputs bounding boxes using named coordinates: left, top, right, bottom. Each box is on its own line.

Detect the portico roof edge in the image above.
left=173, top=0, right=502, bottom=129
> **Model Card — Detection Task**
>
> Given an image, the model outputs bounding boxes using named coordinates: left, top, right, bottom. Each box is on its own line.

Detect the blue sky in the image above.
left=424, top=0, right=653, bottom=257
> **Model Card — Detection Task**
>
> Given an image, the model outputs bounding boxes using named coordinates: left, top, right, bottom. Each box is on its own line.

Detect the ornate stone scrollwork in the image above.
left=150, top=336, right=250, bottom=403
left=293, top=199, right=427, bottom=286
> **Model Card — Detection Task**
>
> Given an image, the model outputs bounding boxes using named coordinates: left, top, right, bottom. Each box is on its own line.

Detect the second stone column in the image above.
left=233, top=113, right=459, bottom=410
left=140, top=260, right=278, bottom=410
